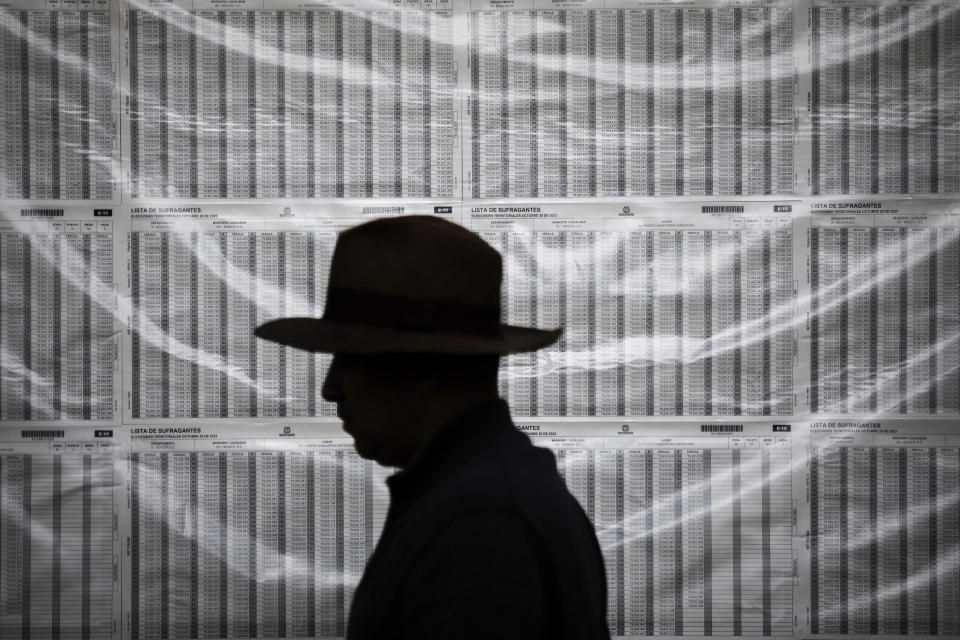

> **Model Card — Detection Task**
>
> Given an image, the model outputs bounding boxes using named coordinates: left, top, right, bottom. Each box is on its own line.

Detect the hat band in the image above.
left=324, top=286, right=503, bottom=337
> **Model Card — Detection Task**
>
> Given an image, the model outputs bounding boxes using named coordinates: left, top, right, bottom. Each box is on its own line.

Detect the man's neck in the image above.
left=398, top=392, right=500, bottom=468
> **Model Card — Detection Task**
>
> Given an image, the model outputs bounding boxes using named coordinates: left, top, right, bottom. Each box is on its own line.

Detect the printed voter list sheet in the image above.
left=517, top=420, right=797, bottom=637
left=799, top=419, right=960, bottom=637
left=800, top=199, right=960, bottom=416
left=0, top=206, right=120, bottom=423
left=466, top=0, right=798, bottom=199
left=124, top=423, right=392, bottom=640
left=122, top=0, right=458, bottom=201
left=464, top=201, right=802, bottom=417
left=0, top=426, right=122, bottom=640
left=805, top=0, right=960, bottom=196
left=0, top=0, right=119, bottom=201
left=122, top=203, right=456, bottom=421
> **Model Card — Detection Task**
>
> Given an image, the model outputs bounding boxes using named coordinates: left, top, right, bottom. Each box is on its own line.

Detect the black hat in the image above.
left=254, top=215, right=562, bottom=354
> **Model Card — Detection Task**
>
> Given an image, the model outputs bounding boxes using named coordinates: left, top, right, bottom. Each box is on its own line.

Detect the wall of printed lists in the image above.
left=0, top=0, right=958, bottom=638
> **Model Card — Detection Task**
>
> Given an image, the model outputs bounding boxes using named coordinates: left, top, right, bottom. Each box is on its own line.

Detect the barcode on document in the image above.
left=700, top=424, right=744, bottom=433
left=21, top=208, right=65, bottom=217
left=701, top=205, right=745, bottom=214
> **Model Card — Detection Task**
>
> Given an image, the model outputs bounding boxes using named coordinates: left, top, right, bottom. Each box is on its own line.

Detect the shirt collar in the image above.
left=385, top=398, right=521, bottom=501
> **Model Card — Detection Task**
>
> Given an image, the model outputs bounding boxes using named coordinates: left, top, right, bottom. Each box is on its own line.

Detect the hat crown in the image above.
left=323, top=216, right=503, bottom=334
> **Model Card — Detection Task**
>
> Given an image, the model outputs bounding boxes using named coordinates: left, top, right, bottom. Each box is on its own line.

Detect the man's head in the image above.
left=321, top=353, right=500, bottom=467
left=254, top=215, right=562, bottom=464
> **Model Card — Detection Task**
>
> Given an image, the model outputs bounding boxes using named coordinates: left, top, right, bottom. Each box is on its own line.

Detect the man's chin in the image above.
left=351, top=439, right=385, bottom=464
left=350, top=437, right=372, bottom=457
left=352, top=439, right=403, bottom=467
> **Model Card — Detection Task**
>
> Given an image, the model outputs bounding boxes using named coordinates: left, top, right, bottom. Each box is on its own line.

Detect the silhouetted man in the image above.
left=255, top=215, right=610, bottom=639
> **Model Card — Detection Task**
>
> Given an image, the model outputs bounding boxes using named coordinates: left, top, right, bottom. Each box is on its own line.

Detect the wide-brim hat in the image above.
left=254, top=215, right=562, bottom=355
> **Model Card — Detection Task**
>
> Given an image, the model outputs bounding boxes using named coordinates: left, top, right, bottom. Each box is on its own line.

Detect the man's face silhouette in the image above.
left=321, top=353, right=422, bottom=467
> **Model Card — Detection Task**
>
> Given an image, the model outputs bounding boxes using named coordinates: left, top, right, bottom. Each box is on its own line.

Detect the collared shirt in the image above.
left=346, top=399, right=611, bottom=639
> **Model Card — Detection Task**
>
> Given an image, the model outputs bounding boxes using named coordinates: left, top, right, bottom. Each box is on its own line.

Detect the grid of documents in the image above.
left=2, top=0, right=960, bottom=637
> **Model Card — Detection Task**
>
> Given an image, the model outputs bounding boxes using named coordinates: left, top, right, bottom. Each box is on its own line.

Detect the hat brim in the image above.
left=254, top=317, right=562, bottom=355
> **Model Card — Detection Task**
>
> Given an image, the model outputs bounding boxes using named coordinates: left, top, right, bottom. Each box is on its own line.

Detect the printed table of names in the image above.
left=0, top=430, right=119, bottom=640
left=128, top=216, right=350, bottom=419
left=469, top=5, right=795, bottom=198
left=811, top=3, right=960, bottom=195
left=128, top=434, right=391, bottom=640
left=808, top=211, right=960, bottom=414
left=127, top=7, right=455, bottom=199
left=536, top=428, right=794, bottom=637
left=0, top=2, right=115, bottom=200
left=809, top=429, right=960, bottom=635
left=0, top=216, right=115, bottom=421
left=473, top=210, right=796, bottom=417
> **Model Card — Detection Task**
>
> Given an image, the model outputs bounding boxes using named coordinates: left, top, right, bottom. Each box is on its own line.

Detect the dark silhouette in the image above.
left=255, top=215, right=610, bottom=639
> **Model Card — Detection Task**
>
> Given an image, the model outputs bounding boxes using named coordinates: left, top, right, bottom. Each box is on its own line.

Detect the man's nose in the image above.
left=321, top=355, right=342, bottom=403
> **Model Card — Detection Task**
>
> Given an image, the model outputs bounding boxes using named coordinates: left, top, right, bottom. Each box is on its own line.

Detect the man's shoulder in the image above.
left=386, top=401, right=595, bottom=546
